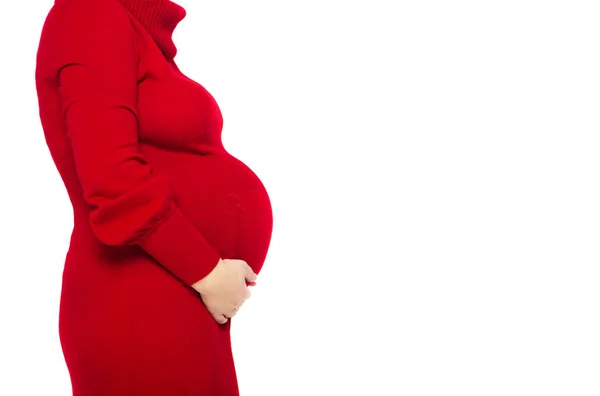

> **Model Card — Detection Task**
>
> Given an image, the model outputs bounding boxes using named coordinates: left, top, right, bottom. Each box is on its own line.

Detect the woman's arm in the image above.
left=37, top=0, right=221, bottom=287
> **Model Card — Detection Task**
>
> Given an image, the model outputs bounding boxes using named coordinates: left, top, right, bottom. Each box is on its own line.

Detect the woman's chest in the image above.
left=134, top=36, right=224, bottom=149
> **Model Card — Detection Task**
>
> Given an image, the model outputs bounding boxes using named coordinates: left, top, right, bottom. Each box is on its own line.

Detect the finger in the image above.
left=206, top=304, right=228, bottom=324
left=245, top=265, right=258, bottom=283
left=234, top=287, right=250, bottom=304
left=225, top=306, right=238, bottom=319
left=208, top=308, right=227, bottom=324
left=214, top=314, right=228, bottom=324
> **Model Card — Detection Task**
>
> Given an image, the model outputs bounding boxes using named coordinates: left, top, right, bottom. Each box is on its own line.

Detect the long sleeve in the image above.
left=40, top=0, right=221, bottom=287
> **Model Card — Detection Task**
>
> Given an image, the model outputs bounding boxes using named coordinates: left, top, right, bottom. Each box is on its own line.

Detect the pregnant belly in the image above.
left=141, top=144, right=273, bottom=274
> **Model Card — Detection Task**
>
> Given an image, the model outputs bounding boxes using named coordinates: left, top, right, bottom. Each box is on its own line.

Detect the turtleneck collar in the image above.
left=118, top=0, right=187, bottom=61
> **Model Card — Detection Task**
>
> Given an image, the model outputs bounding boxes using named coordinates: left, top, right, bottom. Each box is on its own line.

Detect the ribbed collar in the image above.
left=118, top=0, right=187, bottom=61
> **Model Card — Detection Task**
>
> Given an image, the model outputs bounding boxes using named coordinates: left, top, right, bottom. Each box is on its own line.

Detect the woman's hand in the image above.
left=191, top=258, right=257, bottom=324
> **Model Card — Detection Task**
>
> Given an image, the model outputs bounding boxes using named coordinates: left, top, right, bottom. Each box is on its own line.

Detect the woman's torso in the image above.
left=56, top=9, right=273, bottom=276
left=35, top=3, right=273, bottom=393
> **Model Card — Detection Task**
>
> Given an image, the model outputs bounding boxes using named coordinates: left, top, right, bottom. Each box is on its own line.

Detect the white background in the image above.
left=1, top=0, right=600, bottom=395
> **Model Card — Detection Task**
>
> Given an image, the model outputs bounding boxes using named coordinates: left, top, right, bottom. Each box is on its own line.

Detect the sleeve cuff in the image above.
left=137, top=206, right=222, bottom=287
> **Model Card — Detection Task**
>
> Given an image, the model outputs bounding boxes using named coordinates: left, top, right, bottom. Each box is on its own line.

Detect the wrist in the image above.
left=191, top=257, right=222, bottom=293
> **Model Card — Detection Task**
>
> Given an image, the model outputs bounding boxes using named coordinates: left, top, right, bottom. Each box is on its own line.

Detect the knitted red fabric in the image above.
left=35, top=0, right=273, bottom=394
left=117, top=0, right=186, bottom=61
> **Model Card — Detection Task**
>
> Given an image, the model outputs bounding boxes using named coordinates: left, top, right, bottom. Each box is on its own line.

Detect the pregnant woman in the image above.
left=35, top=0, right=273, bottom=394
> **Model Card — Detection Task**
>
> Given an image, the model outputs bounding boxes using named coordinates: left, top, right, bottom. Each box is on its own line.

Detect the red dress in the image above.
left=35, top=0, right=273, bottom=394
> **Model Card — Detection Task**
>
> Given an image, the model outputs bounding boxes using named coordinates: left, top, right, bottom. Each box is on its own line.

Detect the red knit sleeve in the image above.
left=44, top=0, right=221, bottom=286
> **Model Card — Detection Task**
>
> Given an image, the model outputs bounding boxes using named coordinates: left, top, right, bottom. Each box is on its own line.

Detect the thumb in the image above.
left=245, top=265, right=258, bottom=282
